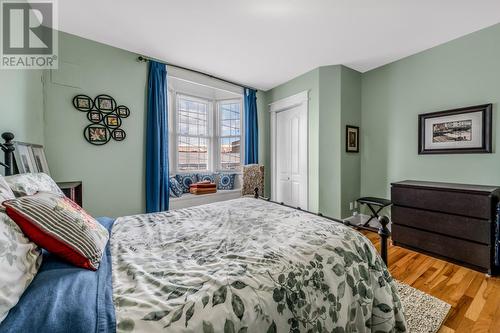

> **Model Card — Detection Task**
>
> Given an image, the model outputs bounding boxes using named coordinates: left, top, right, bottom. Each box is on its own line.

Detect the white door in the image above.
left=271, top=92, right=308, bottom=209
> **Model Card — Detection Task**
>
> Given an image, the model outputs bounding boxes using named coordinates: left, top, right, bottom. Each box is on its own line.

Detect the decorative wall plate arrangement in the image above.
left=72, top=94, right=130, bottom=145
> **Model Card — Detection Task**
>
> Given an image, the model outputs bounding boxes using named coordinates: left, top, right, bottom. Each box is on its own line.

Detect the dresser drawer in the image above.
left=392, top=206, right=491, bottom=244
left=392, top=224, right=491, bottom=270
left=391, top=186, right=492, bottom=219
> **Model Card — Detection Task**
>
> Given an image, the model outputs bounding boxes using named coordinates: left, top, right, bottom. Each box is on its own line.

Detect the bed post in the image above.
left=378, top=216, right=390, bottom=266
left=1, top=132, right=14, bottom=176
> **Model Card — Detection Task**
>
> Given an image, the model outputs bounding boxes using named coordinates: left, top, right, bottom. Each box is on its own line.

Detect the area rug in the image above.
left=395, top=281, right=451, bottom=333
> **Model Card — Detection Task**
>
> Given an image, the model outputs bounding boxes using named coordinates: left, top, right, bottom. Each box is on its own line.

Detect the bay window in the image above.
left=171, top=93, right=243, bottom=173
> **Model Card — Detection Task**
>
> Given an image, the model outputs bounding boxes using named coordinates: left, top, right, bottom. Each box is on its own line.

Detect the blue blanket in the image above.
left=0, top=217, right=116, bottom=333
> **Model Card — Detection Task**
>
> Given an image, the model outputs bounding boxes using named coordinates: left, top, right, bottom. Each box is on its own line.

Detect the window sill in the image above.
left=171, top=171, right=242, bottom=175
left=170, top=189, right=241, bottom=210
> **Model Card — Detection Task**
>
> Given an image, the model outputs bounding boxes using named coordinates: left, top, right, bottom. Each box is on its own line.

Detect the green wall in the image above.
left=43, top=32, right=148, bottom=217
left=340, top=67, right=361, bottom=218
left=265, top=65, right=361, bottom=218
left=318, top=65, right=342, bottom=217
left=361, top=23, right=500, bottom=206
left=316, top=65, right=362, bottom=218
left=0, top=69, right=45, bottom=171
left=256, top=91, right=271, bottom=197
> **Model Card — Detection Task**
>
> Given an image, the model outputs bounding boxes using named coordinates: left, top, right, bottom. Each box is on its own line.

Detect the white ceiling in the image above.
left=59, top=1, right=500, bottom=91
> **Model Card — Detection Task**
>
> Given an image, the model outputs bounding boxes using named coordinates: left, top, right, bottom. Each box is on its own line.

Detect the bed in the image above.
left=0, top=132, right=406, bottom=332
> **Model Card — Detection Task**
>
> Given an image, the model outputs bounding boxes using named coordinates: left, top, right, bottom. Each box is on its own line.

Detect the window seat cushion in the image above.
left=170, top=189, right=241, bottom=210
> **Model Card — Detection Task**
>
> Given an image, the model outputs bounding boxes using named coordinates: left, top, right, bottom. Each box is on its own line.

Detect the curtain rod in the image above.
left=137, top=56, right=257, bottom=91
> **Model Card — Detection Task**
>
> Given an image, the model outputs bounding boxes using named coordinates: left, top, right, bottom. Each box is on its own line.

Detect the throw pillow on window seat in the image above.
left=175, top=174, right=198, bottom=193
left=217, top=173, right=236, bottom=190
left=169, top=177, right=183, bottom=197
left=196, top=173, right=216, bottom=183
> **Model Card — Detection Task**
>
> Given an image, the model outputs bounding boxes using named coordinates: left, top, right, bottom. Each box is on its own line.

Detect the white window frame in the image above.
left=215, top=98, right=244, bottom=172
left=173, top=93, right=213, bottom=172
left=169, top=91, right=244, bottom=174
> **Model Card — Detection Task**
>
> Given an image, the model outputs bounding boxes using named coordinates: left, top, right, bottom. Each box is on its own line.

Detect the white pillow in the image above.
left=4, top=173, right=64, bottom=197
left=0, top=176, right=15, bottom=209
left=0, top=212, right=42, bottom=323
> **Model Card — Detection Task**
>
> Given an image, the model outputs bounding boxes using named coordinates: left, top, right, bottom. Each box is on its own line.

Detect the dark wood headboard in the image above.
left=1, top=132, right=15, bottom=176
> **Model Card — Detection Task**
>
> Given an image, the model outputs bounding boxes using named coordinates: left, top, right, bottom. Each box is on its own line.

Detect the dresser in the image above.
left=391, top=180, right=499, bottom=275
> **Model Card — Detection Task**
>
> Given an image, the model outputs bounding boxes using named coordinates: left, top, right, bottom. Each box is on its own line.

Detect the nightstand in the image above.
left=57, top=181, right=83, bottom=207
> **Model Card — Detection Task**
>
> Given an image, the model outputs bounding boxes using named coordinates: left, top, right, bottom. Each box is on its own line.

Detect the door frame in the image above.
left=269, top=90, right=309, bottom=209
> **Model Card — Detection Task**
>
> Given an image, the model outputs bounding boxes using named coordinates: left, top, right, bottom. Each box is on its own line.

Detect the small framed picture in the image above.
left=72, top=95, right=93, bottom=112
left=77, top=98, right=90, bottom=109
left=87, top=110, right=103, bottom=123
left=418, top=104, right=492, bottom=154
left=112, top=128, right=126, bottom=141
left=346, top=125, right=359, bottom=153
left=31, top=145, right=51, bottom=175
left=95, top=94, right=116, bottom=112
left=89, top=127, right=108, bottom=142
left=104, top=114, right=120, bottom=127
left=99, top=98, right=112, bottom=110
left=84, top=125, right=110, bottom=145
left=13, top=142, right=37, bottom=173
left=116, top=105, right=130, bottom=118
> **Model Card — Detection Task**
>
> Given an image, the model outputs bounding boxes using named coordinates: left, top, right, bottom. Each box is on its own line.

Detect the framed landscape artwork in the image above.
left=346, top=125, right=359, bottom=153
left=418, top=104, right=492, bottom=154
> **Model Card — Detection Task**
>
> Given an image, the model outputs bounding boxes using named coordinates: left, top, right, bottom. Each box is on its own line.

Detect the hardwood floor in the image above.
left=363, top=231, right=500, bottom=332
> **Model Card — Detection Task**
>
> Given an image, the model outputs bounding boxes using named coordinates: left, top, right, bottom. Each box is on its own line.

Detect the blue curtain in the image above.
left=244, top=88, right=258, bottom=164
left=146, top=61, right=169, bottom=213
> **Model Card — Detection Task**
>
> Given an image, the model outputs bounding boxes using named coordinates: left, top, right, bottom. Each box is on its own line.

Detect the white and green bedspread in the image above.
left=110, top=198, right=406, bottom=332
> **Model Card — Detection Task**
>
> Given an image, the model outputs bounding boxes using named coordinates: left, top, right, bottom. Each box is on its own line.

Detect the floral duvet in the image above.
left=110, top=198, right=406, bottom=333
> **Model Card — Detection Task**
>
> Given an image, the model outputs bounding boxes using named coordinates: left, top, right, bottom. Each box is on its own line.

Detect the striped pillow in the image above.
left=3, top=192, right=109, bottom=270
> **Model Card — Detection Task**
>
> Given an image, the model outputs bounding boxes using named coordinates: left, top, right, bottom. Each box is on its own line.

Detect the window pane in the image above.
left=218, top=101, right=242, bottom=171
left=220, top=137, right=241, bottom=170
left=220, top=102, right=240, bottom=136
left=176, top=95, right=210, bottom=171
left=178, top=136, right=208, bottom=171
left=178, top=97, right=208, bottom=136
